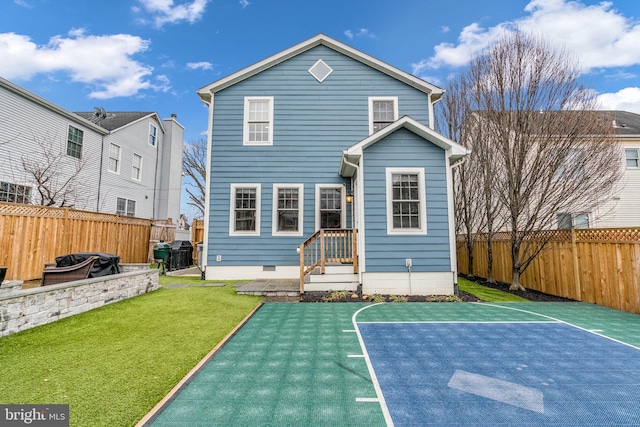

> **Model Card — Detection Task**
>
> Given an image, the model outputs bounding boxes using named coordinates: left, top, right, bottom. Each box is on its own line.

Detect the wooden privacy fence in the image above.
left=457, top=228, right=640, bottom=314
left=191, top=219, right=204, bottom=266
left=0, top=202, right=159, bottom=281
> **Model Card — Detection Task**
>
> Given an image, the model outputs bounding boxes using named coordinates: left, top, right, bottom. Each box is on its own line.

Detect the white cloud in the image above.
left=415, top=0, right=640, bottom=73
left=596, top=87, right=640, bottom=114
left=14, top=0, right=33, bottom=8
left=344, top=29, right=377, bottom=40
left=136, top=0, right=209, bottom=28
left=239, top=0, right=250, bottom=8
left=0, top=30, right=164, bottom=99
left=186, top=61, right=213, bottom=70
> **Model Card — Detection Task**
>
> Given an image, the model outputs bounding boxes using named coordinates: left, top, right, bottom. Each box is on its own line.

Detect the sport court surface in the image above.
left=145, top=302, right=640, bottom=426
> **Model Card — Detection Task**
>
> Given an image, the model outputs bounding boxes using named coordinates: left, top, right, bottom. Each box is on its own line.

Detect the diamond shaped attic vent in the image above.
left=308, top=59, right=333, bottom=83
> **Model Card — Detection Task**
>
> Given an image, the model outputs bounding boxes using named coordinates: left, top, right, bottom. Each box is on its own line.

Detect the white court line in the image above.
left=351, top=303, right=394, bottom=427
left=348, top=354, right=365, bottom=358
left=476, top=302, right=640, bottom=351
left=343, top=329, right=356, bottom=332
left=356, top=397, right=380, bottom=402
left=357, top=320, right=557, bottom=324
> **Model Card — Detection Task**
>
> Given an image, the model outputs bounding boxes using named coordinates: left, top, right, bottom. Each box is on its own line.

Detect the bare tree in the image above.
left=21, top=132, right=88, bottom=208
left=182, top=138, right=207, bottom=219
left=444, top=32, right=623, bottom=290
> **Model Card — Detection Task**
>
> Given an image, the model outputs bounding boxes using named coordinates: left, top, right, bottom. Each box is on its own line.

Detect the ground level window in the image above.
left=0, top=181, right=32, bottom=204
left=557, top=212, right=589, bottom=229
left=230, top=184, right=261, bottom=235
left=273, top=184, right=303, bottom=235
left=386, top=168, right=426, bottom=235
left=116, top=197, right=136, bottom=217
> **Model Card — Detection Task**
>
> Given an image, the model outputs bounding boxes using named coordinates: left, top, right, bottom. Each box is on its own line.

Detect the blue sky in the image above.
left=2, top=0, right=639, bottom=219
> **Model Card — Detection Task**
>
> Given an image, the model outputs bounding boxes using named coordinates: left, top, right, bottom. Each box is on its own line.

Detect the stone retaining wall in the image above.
left=0, top=270, right=159, bottom=337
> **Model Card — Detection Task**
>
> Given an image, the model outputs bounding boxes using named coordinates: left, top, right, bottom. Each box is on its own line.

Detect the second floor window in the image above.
left=369, top=97, right=397, bottom=134
left=149, top=123, right=157, bottom=146
left=625, top=149, right=639, bottom=168
left=132, top=154, right=142, bottom=181
left=67, top=125, right=83, bottom=159
left=244, top=97, right=273, bottom=145
left=109, top=143, right=121, bottom=173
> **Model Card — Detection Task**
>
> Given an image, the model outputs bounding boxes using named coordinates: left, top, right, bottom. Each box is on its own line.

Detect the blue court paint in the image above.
left=357, top=322, right=640, bottom=426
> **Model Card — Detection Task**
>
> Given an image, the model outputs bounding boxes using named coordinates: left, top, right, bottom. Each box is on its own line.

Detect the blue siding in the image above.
left=208, top=45, right=433, bottom=266
left=362, top=128, right=452, bottom=273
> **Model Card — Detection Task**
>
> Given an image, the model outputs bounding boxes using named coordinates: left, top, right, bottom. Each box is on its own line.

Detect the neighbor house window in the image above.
left=67, top=125, right=84, bottom=159
left=230, top=184, right=261, bottom=235
left=316, top=185, right=344, bottom=230
left=272, top=184, right=303, bottom=236
left=149, top=123, right=157, bottom=146
left=557, top=213, right=590, bottom=229
left=116, top=197, right=136, bottom=217
left=132, top=154, right=142, bottom=181
left=369, top=97, right=398, bottom=134
left=0, top=181, right=32, bottom=204
left=243, top=97, right=274, bottom=145
left=108, top=143, right=121, bottom=173
left=386, top=168, right=427, bottom=235
left=625, top=149, right=639, bottom=168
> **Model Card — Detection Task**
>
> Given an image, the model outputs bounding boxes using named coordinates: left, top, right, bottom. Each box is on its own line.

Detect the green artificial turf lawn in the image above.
left=458, top=277, right=530, bottom=302
left=0, top=279, right=262, bottom=427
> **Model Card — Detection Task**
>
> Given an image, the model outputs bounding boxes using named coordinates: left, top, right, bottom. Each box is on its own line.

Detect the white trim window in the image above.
left=244, top=97, right=274, bottom=145
left=132, top=153, right=142, bottom=181
left=230, top=184, right=261, bottom=235
left=386, top=168, right=427, bottom=235
left=116, top=197, right=136, bottom=217
left=67, top=125, right=84, bottom=159
left=272, top=184, right=304, bottom=236
left=625, top=149, right=639, bottom=168
left=149, top=123, right=157, bottom=146
left=0, top=181, right=32, bottom=204
left=557, top=212, right=590, bottom=229
left=369, top=97, right=398, bottom=134
left=108, top=143, right=121, bottom=174
left=315, top=184, right=345, bottom=230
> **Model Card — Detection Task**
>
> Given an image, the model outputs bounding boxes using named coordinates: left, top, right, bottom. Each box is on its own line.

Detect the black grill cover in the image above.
left=55, top=252, right=121, bottom=278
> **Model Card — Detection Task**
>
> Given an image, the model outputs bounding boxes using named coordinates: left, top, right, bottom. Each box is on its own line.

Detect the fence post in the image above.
left=571, top=227, right=581, bottom=300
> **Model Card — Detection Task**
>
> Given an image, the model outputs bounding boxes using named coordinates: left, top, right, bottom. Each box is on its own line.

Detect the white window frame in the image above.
left=315, top=184, right=346, bottom=230
left=386, top=168, right=427, bottom=235
left=149, top=123, right=157, bottom=147
left=0, top=181, right=32, bottom=204
left=557, top=212, right=590, bottom=229
left=368, top=96, right=398, bottom=135
left=108, top=143, right=121, bottom=174
left=243, top=96, right=274, bottom=146
left=272, top=184, right=304, bottom=236
left=132, top=153, right=143, bottom=181
left=229, top=183, right=261, bottom=236
left=116, top=197, right=136, bottom=217
left=625, top=148, right=639, bottom=168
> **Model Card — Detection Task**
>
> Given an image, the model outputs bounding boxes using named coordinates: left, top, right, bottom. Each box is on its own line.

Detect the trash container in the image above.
left=169, top=240, right=193, bottom=271
left=153, top=241, right=171, bottom=274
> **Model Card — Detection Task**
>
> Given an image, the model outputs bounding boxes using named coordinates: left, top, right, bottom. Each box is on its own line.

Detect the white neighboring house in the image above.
left=586, top=111, right=640, bottom=228
left=0, top=76, right=184, bottom=221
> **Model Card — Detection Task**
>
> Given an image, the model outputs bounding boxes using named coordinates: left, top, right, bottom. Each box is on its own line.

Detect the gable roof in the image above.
left=0, top=76, right=109, bottom=135
left=607, top=110, right=640, bottom=136
left=197, top=34, right=444, bottom=103
left=339, top=116, right=469, bottom=177
left=74, top=111, right=161, bottom=132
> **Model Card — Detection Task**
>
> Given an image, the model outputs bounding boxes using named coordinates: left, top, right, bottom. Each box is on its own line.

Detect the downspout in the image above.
left=448, top=155, right=467, bottom=295
left=341, top=156, right=363, bottom=285
left=200, top=93, right=215, bottom=280
left=96, top=133, right=105, bottom=211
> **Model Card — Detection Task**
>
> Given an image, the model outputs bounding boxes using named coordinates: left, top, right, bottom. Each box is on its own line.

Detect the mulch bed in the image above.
left=300, top=275, right=574, bottom=303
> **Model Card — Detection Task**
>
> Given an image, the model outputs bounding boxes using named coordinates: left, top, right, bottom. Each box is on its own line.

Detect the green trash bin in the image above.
left=153, top=241, right=170, bottom=274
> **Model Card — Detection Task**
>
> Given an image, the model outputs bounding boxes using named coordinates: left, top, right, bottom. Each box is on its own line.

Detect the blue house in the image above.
left=197, top=34, right=467, bottom=295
